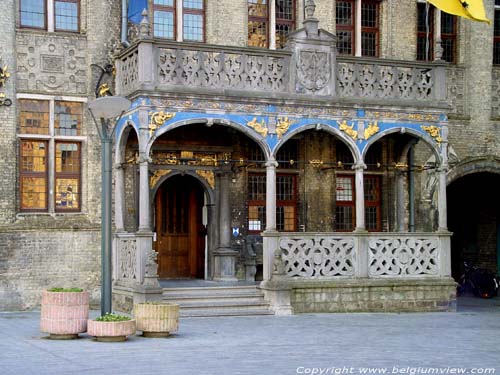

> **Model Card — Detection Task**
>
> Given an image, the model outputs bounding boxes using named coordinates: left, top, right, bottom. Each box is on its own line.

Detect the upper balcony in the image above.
left=115, top=14, right=449, bottom=112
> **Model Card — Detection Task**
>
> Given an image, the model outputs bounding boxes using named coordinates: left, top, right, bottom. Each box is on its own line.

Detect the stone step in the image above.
left=163, top=294, right=267, bottom=305
left=180, top=309, right=274, bottom=318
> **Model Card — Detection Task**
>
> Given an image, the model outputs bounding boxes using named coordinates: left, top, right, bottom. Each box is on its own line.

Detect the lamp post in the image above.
left=88, top=96, right=131, bottom=316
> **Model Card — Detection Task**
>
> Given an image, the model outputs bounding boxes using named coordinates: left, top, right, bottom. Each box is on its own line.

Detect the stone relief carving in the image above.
left=120, top=51, right=139, bottom=93
left=118, top=239, right=138, bottom=281
left=368, top=238, right=439, bottom=276
left=16, top=34, right=87, bottom=95
left=280, top=237, right=355, bottom=277
left=296, top=50, right=331, bottom=92
left=447, top=66, right=466, bottom=116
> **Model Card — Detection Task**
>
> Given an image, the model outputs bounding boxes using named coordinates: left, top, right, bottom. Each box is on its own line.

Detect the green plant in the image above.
left=94, top=313, right=132, bottom=322
left=48, top=287, right=84, bottom=292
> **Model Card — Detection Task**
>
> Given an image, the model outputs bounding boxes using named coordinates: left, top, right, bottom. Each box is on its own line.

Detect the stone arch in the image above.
left=151, top=170, right=216, bottom=205
left=447, top=156, right=500, bottom=185
left=114, top=119, right=139, bottom=164
left=362, top=127, right=442, bottom=165
left=273, top=123, right=361, bottom=163
left=146, top=117, right=271, bottom=160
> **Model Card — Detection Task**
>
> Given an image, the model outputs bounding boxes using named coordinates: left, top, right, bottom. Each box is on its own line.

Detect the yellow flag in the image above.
left=427, top=0, right=491, bottom=24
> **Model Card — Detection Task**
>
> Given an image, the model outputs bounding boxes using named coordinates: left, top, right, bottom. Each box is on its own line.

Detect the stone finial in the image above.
left=305, top=0, right=316, bottom=19
left=139, top=8, right=151, bottom=40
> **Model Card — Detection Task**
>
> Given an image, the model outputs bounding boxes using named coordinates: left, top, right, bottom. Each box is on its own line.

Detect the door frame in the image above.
left=152, top=170, right=215, bottom=279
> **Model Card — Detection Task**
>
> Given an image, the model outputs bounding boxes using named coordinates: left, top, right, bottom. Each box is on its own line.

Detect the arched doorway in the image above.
left=447, top=172, right=500, bottom=280
left=154, top=175, right=206, bottom=279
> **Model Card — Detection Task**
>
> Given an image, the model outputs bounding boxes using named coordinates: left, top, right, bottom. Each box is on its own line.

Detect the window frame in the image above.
left=336, top=0, right=356, bottom=55
left=19, top=0, right=80, bottom=33
left=153, top=0, right=177, bottom=40
left=275, top=0, right=296, bottom=49
left=19, top=0, right=47, bottom=30
left=248, top=0, right=270, bottom=48
left=19, top=140, right=49, bottom=212
left=53, top=0, right=80, bottom=33
left=360, top=0, right=380, bottom=57
left=494, top=2, right=500, bottom=65
left=17, top=94, right=86, bottom=214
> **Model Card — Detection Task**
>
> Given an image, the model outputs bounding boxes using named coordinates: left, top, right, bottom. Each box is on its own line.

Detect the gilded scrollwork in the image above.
left=149, top=111, right=175, bottom=136
left=276, top=116, right=294, bottom=139
left=150, top=169, right=172, bottom=187
left=337, top=120, right=358, bottom=140
left=246, top=117, right=268, bottom=137
left=0, top=64, right=10, bottom=88
left=196, top=170, right=215, bottom=189
left=421, top=125, right=442, bottom=145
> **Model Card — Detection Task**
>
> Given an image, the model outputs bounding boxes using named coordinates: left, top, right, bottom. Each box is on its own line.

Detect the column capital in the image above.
left=353, top=161, right=366, bottom=171
left=265, top=160, right=279, bottom=168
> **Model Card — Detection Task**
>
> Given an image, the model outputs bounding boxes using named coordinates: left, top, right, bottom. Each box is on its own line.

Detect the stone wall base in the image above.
left=112, top=284, right=163, bottom=314
left=289, top=278, right=457, bottom=313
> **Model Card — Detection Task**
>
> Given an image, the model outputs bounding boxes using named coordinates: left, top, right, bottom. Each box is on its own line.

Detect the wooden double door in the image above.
left=155, top=175, right=206, bottom=279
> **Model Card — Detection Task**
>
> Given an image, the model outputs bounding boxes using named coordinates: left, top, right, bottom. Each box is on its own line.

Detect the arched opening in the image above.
left=448, top=172, right=500, bottom=280
left=154, top=174, right=206, bottom=279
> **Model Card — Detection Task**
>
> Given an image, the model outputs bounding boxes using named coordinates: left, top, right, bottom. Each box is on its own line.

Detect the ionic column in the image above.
left=114, top=163, right=125, bottom=232
left=354, top=162, right=366, bottom=231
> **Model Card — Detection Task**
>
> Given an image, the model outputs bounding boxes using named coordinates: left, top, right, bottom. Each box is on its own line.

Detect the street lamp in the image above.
left=88, top=96, right=131, bottom=316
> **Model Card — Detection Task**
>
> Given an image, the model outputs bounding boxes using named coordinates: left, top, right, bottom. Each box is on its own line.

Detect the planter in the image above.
left=134, top=303, right=179, bottom=337
left=87, top=319, right=136, bottom=342
left=40, top=290, right=89, bottom=339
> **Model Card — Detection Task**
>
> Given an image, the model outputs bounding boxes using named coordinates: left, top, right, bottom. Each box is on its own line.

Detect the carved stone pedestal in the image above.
left=213, top=248, right=238, bottom=282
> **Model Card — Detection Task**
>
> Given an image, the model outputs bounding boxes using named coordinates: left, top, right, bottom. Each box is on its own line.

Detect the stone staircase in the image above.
left=161, top=284, right=274, bottom=317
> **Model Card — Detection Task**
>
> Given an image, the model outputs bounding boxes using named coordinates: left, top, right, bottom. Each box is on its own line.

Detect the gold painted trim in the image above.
left=421, top=125, right=442, bottom=145
left=276, top=116, right=294, bottom=138
left=364, top=121, right=380, bottom=140
left=338, top=120, right=358, bottom=140
left=246, top=117, right=268, bottom=137
left=149, top=111, right=176, bottom=137
left=150, top=169, right=172, bottom=187
left=196, top=170, right=215, bottom=189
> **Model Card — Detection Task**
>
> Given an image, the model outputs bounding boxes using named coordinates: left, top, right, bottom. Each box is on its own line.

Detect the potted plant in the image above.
left=40, top=287, right=89, bottom=339
left=87, top=313, right=136, bottom=342
left=134, top=302, right=179, bottom=337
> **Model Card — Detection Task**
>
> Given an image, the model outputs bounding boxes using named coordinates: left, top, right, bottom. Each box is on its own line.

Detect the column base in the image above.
left=213, top=247, right=238, bottom=282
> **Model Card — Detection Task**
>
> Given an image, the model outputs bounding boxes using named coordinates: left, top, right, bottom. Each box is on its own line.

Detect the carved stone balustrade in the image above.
left=263, top=232, right=451, bottom=280
left=115, top=40, right=449, bottom=108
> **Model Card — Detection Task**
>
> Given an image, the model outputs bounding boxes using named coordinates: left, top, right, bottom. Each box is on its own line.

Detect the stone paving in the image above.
left=0, top=296, right=499, bottom=375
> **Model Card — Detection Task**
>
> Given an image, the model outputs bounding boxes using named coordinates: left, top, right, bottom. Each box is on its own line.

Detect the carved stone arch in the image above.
left=115, top=120, right=140, bottom=164
left=272, top=123, right=361, bottom=163
left=447, top=157, right=500, bottom=185
left=151, top=170, right=216, bottom=205
left=362, top=127, right=442, bottom=165
left=145, top=117, right=271, bottom=160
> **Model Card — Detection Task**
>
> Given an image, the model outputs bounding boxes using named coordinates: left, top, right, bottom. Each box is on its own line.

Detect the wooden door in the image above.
left=155, top=175, right=205, bottom=279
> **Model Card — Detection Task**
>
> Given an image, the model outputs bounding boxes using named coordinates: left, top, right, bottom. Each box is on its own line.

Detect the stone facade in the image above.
left=0, top=0, right=499, bottom=311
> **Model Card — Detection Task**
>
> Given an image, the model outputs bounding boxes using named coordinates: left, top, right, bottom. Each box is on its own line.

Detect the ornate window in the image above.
left=494, top=0, right=500, bottom=64
left=248, top=0, right=296, bottom=49
left=20, top=0, right=79, bottom=32
left=336, top=0, right=380, bottom=57
left=417, top=2, right=457, bottom=63
left=18, top=97, right=84, bottom=212
left=153, top=0, right=205, bottom=42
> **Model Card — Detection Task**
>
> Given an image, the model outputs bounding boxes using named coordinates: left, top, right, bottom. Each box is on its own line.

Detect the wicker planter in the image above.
left=40, top=290, right=89, bottom=339
left=134, top=303, right=179, bottom=337
left=87, top=319, right=136, bottom=342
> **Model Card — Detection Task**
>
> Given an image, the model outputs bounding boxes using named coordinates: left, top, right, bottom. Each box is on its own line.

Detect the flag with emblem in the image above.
left=427, top=0, right=490, bottom=24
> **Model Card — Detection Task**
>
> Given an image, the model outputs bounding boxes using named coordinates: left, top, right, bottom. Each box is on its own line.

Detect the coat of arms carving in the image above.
left=297, top=50, right=331, bottom=91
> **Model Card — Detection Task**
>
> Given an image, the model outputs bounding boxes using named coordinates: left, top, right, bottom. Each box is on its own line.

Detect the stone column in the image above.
left=265, top=160, right=278, bottom=231
left=138, top=157, right=151, bottom=232
left=355, top=0, right=362, bottom=57
left=354, top=162, right=366, bottom=231
left=434, top=9, right=443, bottom=61
left=438, top=125, right=449, bottom=232
left=114, top=163, right=125, bottom=232
left=396, top=170, right=405, bottom=232
left=270, top=0, right=276, bottom=50
left=213, top=170, right=238, bottom=281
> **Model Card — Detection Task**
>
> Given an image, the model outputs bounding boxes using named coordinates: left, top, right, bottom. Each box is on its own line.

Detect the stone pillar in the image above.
left=265, top=160, right=278, bottom=231
left=438, top=125, right=449, bottom=232
left=213, top=170, right=238, bottom=281
left=396, top=170, right=405, bottom=232
left=114, top=163, right=125, bottom=232
left=138, top=158, right=151, bottom=232
left=355, top=0, right=362, bottom=57
left=434, top=9, right=443, bottom=61
left=354, top=162, right=366, bottom=231
left=270, top=0, right=276, bottom=50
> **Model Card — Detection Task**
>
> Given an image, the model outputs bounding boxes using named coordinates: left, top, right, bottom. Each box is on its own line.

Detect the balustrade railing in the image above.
left=272, top=232, right=450, bottom=280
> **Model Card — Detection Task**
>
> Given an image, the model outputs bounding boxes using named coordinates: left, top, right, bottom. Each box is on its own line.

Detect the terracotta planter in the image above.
left=87, top=319, right=136, bottom=342
left=134, top=303, right=179, bottom=337
left=40, top=290, right=89, bottom=339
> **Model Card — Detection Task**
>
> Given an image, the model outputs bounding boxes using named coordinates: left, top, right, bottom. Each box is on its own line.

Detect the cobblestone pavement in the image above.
left=1, top=296, right=499, bottom=375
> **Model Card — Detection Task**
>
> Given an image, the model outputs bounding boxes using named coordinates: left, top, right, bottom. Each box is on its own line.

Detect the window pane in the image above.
left=184, top=0, right=203, bottom=9
left=21, top=141, right=47, bottom=173
left=276, top=22, right=293, bottom=49
left=494, top=41, right=500, bottom=65
left=336, top=1, right=353, bottom=26
left=55, top=178, right=79, bottom=210
left=55, top=1, right=78, bottom=31
left=154, top=0, right=174, bottom=5
left=276, top=0, right=293, bottom=20
left=248, top=21, right=268, bottom=47
left=277, top=175, right=294, bottom=200
left=248, top=0, right=268, bottom=18
left=276, top=140, right=298, bottom=169
left=154, top=10, right=175, bottom=38
left=336, top=177, right=353, bottom=201
left=183, top=14, right=203, bottom=41
left=365, top=206, right=378, bottom=231
left=336, top=206, right=353, bottom=231
left=249, top=205, right=266, bottom=231
left=21, top=177, right=47, bottom=210
left=248, top=175, right=266, bottom=200
left=56, top=143, right=80, bottom=173
left=20, top=0, right=45, bottom=28
left=441, top=39, right=455, bottom=63
left=361, top=2, right=377, bottom=28
left=19, top=100, right=50, bottom=135
left=364, top=177, right=379, bottom=202
left=361, top=31, right=377, bottom=57
left=336, top=31, right=353, bottom=55
left=277, top=206, right=295, bottom=231
left=55, top=101, right=82, bottom=136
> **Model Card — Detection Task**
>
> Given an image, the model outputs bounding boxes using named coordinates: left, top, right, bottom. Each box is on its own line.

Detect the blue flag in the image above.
left=128, top=0, right=148, bottom=24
